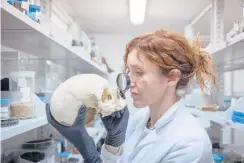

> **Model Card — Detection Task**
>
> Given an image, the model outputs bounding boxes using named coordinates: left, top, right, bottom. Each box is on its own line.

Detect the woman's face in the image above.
left=127, top=49, right=169, bottom=108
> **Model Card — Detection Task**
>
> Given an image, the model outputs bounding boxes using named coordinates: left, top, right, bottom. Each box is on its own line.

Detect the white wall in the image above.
left=90, top=34, right=133, bottom=73
left=90, top=34, right=141, bottom=114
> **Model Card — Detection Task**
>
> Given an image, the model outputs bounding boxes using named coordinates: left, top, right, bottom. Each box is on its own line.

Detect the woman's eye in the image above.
left=136, top=71, right=143, bottom=75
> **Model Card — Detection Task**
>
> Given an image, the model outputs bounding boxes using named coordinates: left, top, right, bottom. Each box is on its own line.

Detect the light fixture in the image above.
left=129, top=0, right=147, bottom=25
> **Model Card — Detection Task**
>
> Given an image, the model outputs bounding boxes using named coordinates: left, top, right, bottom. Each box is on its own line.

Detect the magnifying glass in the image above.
left=116, top=73, right=130, bottom=99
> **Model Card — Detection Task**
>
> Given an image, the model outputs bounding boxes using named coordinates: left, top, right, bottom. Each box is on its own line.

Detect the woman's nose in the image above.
left=130, top=78, right=136, bottom=88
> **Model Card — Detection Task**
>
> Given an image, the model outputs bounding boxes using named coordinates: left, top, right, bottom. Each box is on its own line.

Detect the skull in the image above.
left=50, top=74, right=126, bottom=127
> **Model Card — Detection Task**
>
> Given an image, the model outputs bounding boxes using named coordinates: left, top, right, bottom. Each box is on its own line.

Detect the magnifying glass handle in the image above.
left=119, top=90, right=126, bottom=99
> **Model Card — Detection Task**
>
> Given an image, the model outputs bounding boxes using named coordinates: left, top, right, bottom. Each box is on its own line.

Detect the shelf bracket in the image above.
left=210, top=0, right=225, bottom=47
left=188, top=4, right=212, bottom=27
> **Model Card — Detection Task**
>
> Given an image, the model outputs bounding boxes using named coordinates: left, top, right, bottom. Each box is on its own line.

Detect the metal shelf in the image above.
left=211, top=33, right=244, bottom=72
left=185, top=108, right=244, bottom=132
left=1, top=1, right=108, bottom=79
left=1, top=116, right=48, bottom=141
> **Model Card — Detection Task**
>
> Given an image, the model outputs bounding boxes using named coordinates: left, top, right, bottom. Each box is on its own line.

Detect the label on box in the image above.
left=18, top=78, right=27, bottom=87
left=20, top=87, right=31, bottom=102
left=1, top=107, right=9, bottom=112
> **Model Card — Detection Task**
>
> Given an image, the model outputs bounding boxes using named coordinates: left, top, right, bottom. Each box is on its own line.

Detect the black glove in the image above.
left=45, top=104, right=102, bottom=163
left=101, top=106, right=129, bottom=147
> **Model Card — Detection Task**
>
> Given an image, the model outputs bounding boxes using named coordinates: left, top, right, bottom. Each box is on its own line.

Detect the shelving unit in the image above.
left=185, top=108, right=226, bottom=125
left=210, top=32, right=244, bottom=55
left=1, top=1, right=108, bottom=79
left=186, top=107, right=244, bottom=132
left=1, top=116, right=48, bottom=141
left=0, top=1, right=108, bottom=150
left=210, top=33, right=244, bottom=72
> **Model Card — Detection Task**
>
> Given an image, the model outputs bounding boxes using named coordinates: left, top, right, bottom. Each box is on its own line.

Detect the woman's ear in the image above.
left=166, top=69, right=181, bottom=87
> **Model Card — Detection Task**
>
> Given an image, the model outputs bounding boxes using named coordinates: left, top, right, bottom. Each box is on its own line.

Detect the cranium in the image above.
left=50, top=74, right=126, bottom=127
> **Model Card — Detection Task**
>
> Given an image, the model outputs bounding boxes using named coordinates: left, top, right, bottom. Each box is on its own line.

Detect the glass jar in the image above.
left=9, top=71, right=36, bottom=119
left=224, top=99, right=232, bottom=110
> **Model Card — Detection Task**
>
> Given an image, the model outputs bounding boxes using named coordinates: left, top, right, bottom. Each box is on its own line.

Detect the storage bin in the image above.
left=1, top=99, right=11, bottom=119
left=15, top=140, right=57, bottom=163
left=18, top=152, right=47, bottom=163
left=233, top=109, right=244, bottom=117
left=232, top=114, right=244, bottom=124
left=213, top=153, right=224, bottom=163
left=26, top=4, right=41, bottom=23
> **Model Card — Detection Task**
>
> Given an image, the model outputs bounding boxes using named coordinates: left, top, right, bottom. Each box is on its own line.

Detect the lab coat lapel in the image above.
left=136, top=129, right=156, bottom=148
left=124, top=109, right=150, bottom=155
left=133, top=109, right=157, bottom=150
left=131, top=130, right=157, bottom=163
left=134, top=99, right=185, bottom=163
left=155, top=99, right=185, bottom=129
left=135, top=99, right=185, bottom=150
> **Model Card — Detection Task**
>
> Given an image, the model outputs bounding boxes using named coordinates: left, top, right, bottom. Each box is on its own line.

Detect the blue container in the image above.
left=26, top=5, right=41, bottom=21
left=232, top=114, right=244, bottom=124
left=26, top=12, right=36, bottom=20
left=213, top=154, right=224, bottom=163
left=38, top=96, right=45, bottom=102
left=59, top=152, right=69, bottom=158
left=1, top=99, right=12, bottom=105
left=7, top=0, right=27, bottom=5
left=7, top=0, right=14, bottom=5
left=233, top=110, right=244, bottom=118
left=29, top=5, right=41, bottom=12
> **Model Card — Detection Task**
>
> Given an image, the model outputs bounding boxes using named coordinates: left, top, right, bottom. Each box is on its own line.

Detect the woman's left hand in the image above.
left=100, top=106, right=130, bottom=147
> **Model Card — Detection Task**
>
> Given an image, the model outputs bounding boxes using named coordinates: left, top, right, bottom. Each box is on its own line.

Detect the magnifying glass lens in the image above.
left=117, top=73, right=127, bottom=90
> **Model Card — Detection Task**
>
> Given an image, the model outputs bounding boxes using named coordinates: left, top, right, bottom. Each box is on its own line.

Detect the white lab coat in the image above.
left=101, top=99, right=214, bottom=163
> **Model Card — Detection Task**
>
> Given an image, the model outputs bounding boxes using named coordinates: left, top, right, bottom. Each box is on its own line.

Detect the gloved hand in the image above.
left=101, top=106, right=129, bottom=147
left=45, top=104, right=102, bottom=163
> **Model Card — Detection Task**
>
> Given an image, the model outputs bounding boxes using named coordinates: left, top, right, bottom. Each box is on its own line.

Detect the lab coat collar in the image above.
left=134, top=99, right=185, bottom=131
left=132, top=99, right=185, bottom=149
left=154, top=98, right=185, bottom=130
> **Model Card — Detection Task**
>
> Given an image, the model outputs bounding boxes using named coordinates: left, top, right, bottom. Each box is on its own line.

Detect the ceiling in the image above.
left=59, top=0, right=244, bottom=39
left=63, top=0, right=212, bottom=34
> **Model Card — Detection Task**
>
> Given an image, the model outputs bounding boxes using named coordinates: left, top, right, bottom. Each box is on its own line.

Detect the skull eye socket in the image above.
left=107, top=94, right=112, bottom=100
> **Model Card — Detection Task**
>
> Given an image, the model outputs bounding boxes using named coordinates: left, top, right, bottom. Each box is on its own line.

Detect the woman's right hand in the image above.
left=45, top=104, right=102, bottom=163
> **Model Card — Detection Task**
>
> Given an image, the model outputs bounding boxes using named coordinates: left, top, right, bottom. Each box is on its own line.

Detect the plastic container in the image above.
left=224, top=99, right=231, bottom=110
left=14, top=141, right=57, bottom=163
left=18, top=151, right=46, bottom=163
left=232, top=114, right=244, bottom=124
left=8, top=0, right=22, bottom=11
left=213, top=153, right=224, bottom=163
left=7, top=0, right=29, bottom=13
left=21, top=0, right=29, bottom=14
left=232, top=109, right=244, bottom=124
left=27, top=4, right=41, bottom=23
left=1, top=99, right=11, bottom=119
left=233, top=110, right=244, bottom=117
left=22, top=138, right=53, bottom=149
left=59, top=152, right=70, bottom=163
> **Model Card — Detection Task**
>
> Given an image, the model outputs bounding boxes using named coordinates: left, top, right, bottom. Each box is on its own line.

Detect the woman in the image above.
left=46, top=29, right=217, bottom=163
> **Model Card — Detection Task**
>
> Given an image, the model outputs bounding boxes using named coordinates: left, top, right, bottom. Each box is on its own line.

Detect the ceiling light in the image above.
left=129, top=0, right=147, bottom=25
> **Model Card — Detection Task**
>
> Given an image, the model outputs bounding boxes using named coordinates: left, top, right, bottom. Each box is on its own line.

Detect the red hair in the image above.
left=123, top=29, right=217, bottom=93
